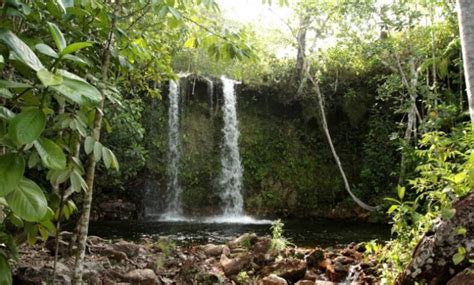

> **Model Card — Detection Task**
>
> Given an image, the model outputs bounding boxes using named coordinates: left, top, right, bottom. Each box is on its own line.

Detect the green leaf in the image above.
left=456, top=227, right=467, bottom=236
left=0, top=254, right=12, bottom=285
left=8, top=109, right=46, bottom=145
left=35, top=43, right=58, bottom=58
left=63, top=54, right=89, bottom=65
left=34, top=137, right=66, bottom=170
left=0, top=107, right=15, bottom=121
left=60, top=42, right=92, bottom=56
left=440, top=207, right=456, bottom=220
left=0, top=28, right=44, bottom=71
left=84, top=136, right=94, bottom=154
left=453, top=252, right=465, bottom=265
left=397, top=186, right=405, bottom=200
left=93, top=141, right=102, bottom=162
left=6, top=178, right=48, bottom=222
left=0, top=80, right=32, bottom=89
left=102, top=147, right=119, bottom=170
left=9, top=213, right=24, bottom=228
left=47, top=22, right=66, bottom=51
left=37, top=69, right=63, bottom=87
left=51, top=70, right=101, bottom=105
left=387, top=204, right=398, bottom=214
left=0, top=153, right=25, bottom=196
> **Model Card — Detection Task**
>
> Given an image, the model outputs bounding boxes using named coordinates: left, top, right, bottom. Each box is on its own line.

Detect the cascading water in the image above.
left=162, top=79, right=183, bottom=220
left=218, top=76, right=244, bottom=216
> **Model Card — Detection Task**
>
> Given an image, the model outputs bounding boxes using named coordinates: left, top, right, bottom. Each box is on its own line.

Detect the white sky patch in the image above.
left=218, top=0, right=296, bottom=58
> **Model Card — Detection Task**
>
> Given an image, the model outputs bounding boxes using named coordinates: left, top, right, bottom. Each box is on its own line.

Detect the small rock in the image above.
left=273, top=258, right=307, bottom=283
left=228, top=233, right=258, bottom=249
left=102, top=247, right=128, bottom=262
left=125, top=269, right=157, bottom=285
left=306, top=249, right=324, bottom=267
left=220, top=254, right=251, bottom=276
left=295, top=280, right=315, bottom=285
left=111, top=241, right=141, bottom=258
left=259, top=274, right=288, bottom=285
left=203, top=244, right=224, bottom=256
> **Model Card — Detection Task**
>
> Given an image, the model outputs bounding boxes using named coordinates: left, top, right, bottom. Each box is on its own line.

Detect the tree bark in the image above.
left=457, top=0, right=474, bottom=123
left=72, top=1, right=119, bottom=283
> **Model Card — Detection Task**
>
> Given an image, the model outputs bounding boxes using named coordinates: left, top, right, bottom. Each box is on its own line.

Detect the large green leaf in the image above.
left=6, top=178, right=48, bottom=222
left=0, top=254, right=12, bottom=285
left=0, top=153, right=25, bottom=196
left=8, top=109, right=46, bottom=145
left=51, top=70, right=101, bottom=105
left=34, top=137, right=66, bottom=170
left=60, top=42, right=92, bottom=56
left=35, top=43, right=58, bottom=58
left=0, top=29, right=44, bottom=71
left=47, top=22, right=66, bottom=51
left=102, top=147, right=119, bottom=170
left=36, top=68, right=63, bottom=87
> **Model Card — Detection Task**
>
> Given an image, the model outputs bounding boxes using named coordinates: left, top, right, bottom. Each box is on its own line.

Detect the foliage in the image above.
left=270, top=219, right=288, bottom=252
left=374, top=124, right=473, bottom=283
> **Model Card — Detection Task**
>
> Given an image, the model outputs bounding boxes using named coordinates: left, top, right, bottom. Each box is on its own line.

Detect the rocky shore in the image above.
left=14, top=232, right=380, bottom=284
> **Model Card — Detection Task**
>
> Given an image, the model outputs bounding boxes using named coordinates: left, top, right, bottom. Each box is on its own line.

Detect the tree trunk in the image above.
left=397, top=193, right=474, bottom=284
left=457, top=0, right=474, bottom=123
left=306, top=72, right=375, bottom=211
left=72, top=2, right=119, bottom=283
left=293, top=14, right=310, bottom=85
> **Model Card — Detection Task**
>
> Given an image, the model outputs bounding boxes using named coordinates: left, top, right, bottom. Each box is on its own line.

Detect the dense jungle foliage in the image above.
left=0, top=0, right=473, bottom=283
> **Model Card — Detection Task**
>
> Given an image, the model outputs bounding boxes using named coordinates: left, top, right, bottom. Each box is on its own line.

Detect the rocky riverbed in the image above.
left=14, top=232, right=381, bottom=284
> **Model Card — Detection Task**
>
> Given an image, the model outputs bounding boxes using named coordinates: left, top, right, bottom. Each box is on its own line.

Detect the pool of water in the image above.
left=89, top=218, right=390, bottom=248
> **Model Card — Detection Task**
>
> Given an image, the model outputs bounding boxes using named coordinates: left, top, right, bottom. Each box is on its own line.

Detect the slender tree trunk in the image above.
left=72, top=2, right=119, bottom=283
left=293, top=14, right=310, bottom=85
left=306, top=71, right=375, bottom=211
left=457, top=0, right=474, bottom=123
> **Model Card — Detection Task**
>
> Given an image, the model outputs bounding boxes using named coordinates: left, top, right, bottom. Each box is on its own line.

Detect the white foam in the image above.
left=156, top=215, right=272, bottom=225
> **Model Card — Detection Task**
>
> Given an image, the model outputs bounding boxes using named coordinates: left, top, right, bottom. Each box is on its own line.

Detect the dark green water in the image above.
left=89, top=218, right=390, bottom=248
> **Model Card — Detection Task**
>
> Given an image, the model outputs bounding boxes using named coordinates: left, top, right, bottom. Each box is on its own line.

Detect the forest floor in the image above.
left=13, top=232, right=381, bottom=284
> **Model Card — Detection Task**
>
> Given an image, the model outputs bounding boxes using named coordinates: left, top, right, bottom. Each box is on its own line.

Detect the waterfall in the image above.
left=162, top=79, right=183, bottom=219
left=219, top=76, right=244, bottom=216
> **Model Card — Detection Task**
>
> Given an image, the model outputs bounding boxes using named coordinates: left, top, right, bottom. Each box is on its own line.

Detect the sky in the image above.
left=218, top=0, right=296, bottom=58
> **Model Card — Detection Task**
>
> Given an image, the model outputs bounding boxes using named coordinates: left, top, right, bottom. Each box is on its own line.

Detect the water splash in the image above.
left=162, top=79, right=183, bottom=219
left=219, top=76, right=244, bottom=216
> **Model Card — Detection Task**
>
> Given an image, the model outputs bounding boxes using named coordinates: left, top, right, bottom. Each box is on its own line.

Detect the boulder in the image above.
left=125, top=269, right=158, bottom=285
left=447, top=266, right=474, bottom=285
left=397, top=193, right=474, bottom=284
left=220, top=254, right=251, bottom=276
left=259, top=274, right=288, bottom=285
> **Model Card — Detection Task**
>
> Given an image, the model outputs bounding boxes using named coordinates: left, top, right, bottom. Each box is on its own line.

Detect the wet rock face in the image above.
left=14, top=232, right=380, bottom=284
left=94, top=198, right=137, bottom=221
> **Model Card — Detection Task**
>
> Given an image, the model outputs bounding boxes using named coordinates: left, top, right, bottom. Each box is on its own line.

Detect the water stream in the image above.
left=219, top=76, right=244, bottom=216
left=162, top=79, right=183, bottom=220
